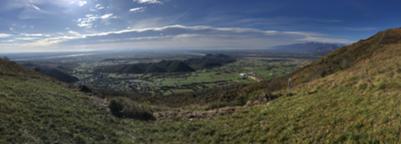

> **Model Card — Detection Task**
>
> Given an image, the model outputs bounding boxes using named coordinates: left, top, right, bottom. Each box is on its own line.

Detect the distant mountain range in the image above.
left=270, top=42, right=345, bottom=56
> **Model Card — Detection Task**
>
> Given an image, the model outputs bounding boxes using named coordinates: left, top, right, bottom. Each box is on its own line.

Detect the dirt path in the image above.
left=154, top=106, right=242, bottom=120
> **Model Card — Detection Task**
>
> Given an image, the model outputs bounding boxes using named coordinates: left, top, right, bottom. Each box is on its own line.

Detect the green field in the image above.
left=71, top=57, right=308, bottom=96
left=148, top=57, right=307, bottom=95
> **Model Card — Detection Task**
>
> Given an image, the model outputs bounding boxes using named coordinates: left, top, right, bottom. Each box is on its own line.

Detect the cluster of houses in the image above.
left=239, top=72, right=262, bottom=82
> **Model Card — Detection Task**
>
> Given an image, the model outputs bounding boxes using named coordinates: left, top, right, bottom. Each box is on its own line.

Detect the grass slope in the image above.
left=119, top=28, right=401, bottom=143
left=0, top=60, right=128, bottom=143
left=291, top=28, right=401, bottom=86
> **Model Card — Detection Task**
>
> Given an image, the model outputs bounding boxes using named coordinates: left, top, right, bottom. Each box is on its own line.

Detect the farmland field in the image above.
left=71, top=56, right=310, bottom=96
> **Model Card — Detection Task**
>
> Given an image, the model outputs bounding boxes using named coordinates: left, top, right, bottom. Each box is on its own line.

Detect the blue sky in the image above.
left=0, top=0, right=400, bottom=52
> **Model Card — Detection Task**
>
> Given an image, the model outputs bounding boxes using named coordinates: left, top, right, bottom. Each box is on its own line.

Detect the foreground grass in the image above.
left=3, top=50, right=401, bottom=143
left=119, top=86, right=397, bottom=143
left=120, top=42, right=401, bottom=143
left=5, top=75, right=400, bottom=143
left=0, top=76, right=127, bottom=143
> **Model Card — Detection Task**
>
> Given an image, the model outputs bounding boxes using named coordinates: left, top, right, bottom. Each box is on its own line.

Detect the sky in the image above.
left=0, top=0, right=401, bottom=53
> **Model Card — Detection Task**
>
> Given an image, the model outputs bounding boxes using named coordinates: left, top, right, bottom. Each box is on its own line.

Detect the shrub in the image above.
left=109, top=97, right=155, bottom=121
left=79, top=85, right=92, bottom=93
left=1, top=56, right=10, bottom=61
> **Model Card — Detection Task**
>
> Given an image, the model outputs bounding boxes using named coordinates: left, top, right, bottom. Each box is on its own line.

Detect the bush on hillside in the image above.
left=1, top=56, right=10, bottom=61
left=109, top=97, right=155, bottom=121
left=79, top=85, right=92, bottom=93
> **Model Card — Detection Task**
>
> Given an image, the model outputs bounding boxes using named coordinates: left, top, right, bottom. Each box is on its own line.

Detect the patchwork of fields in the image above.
left=73, top=57, right=309, bottom=96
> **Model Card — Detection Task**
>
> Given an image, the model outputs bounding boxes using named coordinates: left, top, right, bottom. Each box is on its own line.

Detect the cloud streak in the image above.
left=0, top=33, right=12, bottom=38
left=77, top=13, right=118, bottom=28
left=129, top=7, right=145, bottom=13
left=62, top=25, right=351, bottom=44
left=133, top=0, right=162, bottom=4
left=0, top=25, right=351, bottom=52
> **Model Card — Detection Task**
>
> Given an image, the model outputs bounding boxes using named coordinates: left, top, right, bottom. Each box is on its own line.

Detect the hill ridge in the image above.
left=288, top=28, right=401, bottom=86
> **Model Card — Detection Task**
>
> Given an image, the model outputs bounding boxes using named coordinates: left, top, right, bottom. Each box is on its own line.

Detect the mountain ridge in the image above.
left=287, top=28, right=401, bottom=86
left=270, top=42, right=344, bottom=56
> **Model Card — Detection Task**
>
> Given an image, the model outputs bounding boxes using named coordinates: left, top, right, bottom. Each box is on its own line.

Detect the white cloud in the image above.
left=0, top=33, right=12, bottom=38
left=61, top=25, right=351, bottom=48
left=17, top=3, right=52, bottom=20
left=77, top=0, right=87, bottom=7
left=68, top=31, right=82, bottom=37
left=3, top=0, right=88, bottom=20
left=133, top=0, right=162, bottom=4
left=65, top=0, right=87, bottom=7
left=77, top=14, right=98, bottom=28
left=0, top=25, right=352, bottom=52
left=4, top=0, right=88, bottom=9
left=20, top=33, right=49, bottom=37
left=100, top=13, right=114, bottom=19
left=31, top=4, right=41, bottom=11
left=95, top=4, right=105, bottom=10
left=129, top=7, right=145, bottom=13
left=77, top=13, right=118, bottom=28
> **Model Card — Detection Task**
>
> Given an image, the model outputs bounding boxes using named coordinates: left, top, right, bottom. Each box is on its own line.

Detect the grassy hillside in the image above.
left=291, top=28, right=401, bottom=85
left=0, top=60, right=128, bottom=143
left=118, top=28, right=401, bottom=143
left=0, top=60, right=36, bottom=76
